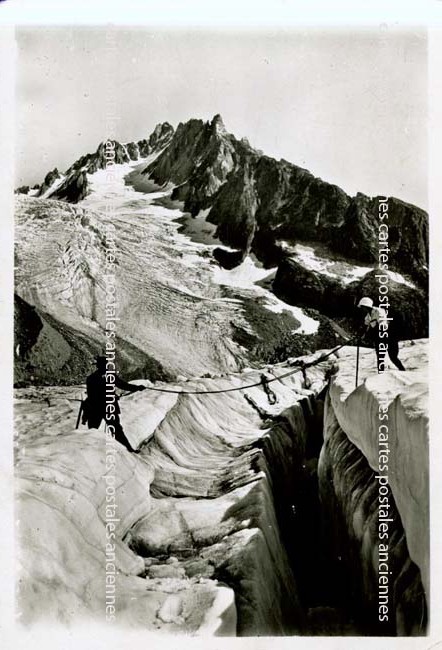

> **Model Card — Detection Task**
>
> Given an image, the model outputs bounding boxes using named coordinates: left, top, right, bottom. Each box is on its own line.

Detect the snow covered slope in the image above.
left=15, top=351, right=334, bottom=633
left=15, top=156, right=320, bottom=379
left=16, top=419, right=235, bottom=633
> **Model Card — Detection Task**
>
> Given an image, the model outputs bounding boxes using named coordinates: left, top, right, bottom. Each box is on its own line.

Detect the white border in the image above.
left=0, top=0, right=441, bottom=27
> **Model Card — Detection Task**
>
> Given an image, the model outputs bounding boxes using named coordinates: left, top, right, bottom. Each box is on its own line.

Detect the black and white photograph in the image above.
left=1, top=2, right=440, bottom=646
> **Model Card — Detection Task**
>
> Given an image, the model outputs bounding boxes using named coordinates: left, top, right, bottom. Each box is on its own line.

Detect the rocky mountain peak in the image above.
left=148, top=121, right=174, bottom=147
left=210, top=113, right=227, bottom=135
left=152, top=121, right=174, bottom=138
left=137, top=121, right=174, bottom=158
left=37, top=167, right=62, bottom=197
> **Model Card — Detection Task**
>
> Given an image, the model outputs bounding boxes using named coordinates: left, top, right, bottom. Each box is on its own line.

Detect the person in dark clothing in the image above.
left=357, top=297, right=405, bottom=371
left=82, top=356, right=146, bottom=452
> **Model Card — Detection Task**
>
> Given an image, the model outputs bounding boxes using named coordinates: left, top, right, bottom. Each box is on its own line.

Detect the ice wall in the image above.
left=319, top=340, right=428, bottom=634
left=327, top=341, right=428, bottom=595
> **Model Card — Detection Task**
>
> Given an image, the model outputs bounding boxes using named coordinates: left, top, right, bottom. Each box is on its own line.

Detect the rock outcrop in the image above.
left=273, top=262, right=428, bottom=340
left=37, top=167, right=62, bottom=197
left=137, top=122, right=175, bottom=158
left=15, top=185, right=31, bottom=195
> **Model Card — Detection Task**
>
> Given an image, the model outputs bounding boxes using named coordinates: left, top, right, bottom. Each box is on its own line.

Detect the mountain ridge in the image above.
left=20, top=113, right=427, bottom=286
left=17, top=121, right=175, bottom=203
left=145, top=115, right=428, bottom=286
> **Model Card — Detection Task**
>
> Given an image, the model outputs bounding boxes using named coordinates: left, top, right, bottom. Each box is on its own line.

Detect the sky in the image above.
left=16, top=26, right=427, bottom=208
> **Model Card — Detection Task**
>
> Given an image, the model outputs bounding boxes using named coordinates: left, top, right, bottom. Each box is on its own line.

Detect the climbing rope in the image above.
left=132, top=338, right=357, bottom=397
left=70, top=337, right=357, bottom=410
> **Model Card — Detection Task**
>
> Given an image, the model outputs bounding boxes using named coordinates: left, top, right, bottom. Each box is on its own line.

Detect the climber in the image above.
left=357, top=297, right=405, bottom=371
left=82, top=356, right=146, bottom=452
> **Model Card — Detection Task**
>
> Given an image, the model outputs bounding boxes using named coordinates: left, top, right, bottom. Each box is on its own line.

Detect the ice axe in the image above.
left=355, top=342, right=360, bottom=389
left=75, top=401, right=83, bottom=429
left=75, top=396, right=84, bottom=429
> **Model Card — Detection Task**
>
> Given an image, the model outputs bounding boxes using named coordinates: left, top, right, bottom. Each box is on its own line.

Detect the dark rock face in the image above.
left=207, top=160, right=259, bottom=251
left=273, top=258, right=351, bottom=316
left=14, top=294, right=43, bottom=359
left=15, top=185, right=30, bottom=195
left=146, top=116, right=236, bottom=204
left=145, top=115, right=428, bottom=287
left=138, top=121, right=174, bottom=157
left=273, top=262, right=428, bottom=339
left=330, top=193, right=428, bottom=286
left=212, top=247, right=244, bottom=269
left=51, top=169, right=89, bottom=203
left=37, top=168, right=61, bottom=197
left=126, top=141, right=140, bottom=160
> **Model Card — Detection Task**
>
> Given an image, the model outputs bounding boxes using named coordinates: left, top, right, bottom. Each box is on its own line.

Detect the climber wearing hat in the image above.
left=82, top=355, right=146, bottom=452
left=357, top=297, right=405, bottom=371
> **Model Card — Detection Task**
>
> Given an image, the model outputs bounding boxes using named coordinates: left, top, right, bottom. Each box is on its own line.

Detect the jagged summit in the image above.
left=210, top=113, right=227, bottom=135
left=137, top=121, right=174, bottom=157
left=142, top=116, right=428, bottom=286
